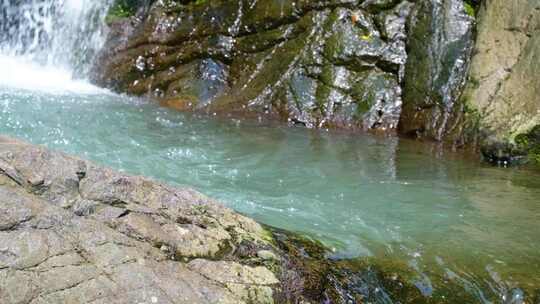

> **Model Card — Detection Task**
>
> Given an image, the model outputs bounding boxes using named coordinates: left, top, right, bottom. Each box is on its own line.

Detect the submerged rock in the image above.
left=92, top=0, right=413, bottom=131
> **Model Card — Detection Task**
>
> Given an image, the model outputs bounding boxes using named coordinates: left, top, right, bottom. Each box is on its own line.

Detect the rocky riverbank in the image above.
left=0, top=135, right=441, bottom=304
left=1, top=138, right=540, bottom=303
left=1, top=135, right=419, bottom=304
left=0, top=135, right=281, bottom=303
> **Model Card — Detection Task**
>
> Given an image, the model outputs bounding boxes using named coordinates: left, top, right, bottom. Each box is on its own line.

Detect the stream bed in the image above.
left=1, top=82, right=540, bottom=302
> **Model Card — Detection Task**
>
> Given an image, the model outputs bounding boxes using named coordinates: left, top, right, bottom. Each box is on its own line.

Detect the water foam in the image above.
left=0, top=0, right=113, bottom=93
left=0, top=55, right=106, bottom=94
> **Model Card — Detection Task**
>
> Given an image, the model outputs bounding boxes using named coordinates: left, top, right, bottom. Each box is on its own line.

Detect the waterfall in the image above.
left=0, top=0, right=113, bottom=86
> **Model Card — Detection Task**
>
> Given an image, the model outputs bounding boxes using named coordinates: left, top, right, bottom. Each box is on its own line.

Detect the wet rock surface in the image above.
left=399, top=0, right=475, bottom=141
left=91, top=0, right=540, bottom=167
left=0, top=135, right=279, bottom=303
left=93, top=0, right=413, bottom=130
left=399, top=0, right=540, bottom=166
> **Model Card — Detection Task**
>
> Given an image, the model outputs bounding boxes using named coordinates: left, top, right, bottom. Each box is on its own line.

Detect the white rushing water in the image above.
left=0, top=54, right=107, bottom=93
left=0, top=0, right=113, bottom=93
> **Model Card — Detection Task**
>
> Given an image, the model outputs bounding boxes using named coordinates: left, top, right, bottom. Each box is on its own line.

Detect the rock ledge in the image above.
left=0, top=135, right=279, bottom=304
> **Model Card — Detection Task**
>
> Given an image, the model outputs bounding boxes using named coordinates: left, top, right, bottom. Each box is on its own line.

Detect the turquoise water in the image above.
left=1, top=86, right=540, bottom=302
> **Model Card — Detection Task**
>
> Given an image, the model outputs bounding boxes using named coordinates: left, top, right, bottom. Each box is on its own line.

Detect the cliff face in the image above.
left=93, top=0, right=540, bottom=164
left=399, top=0, right=475, bottom=141
left=461, top=0, right=540, bottom=163
left=400, top=0, right=540, bottom=163
left=93, top=0, right=415, bottom=130
left=93, top=0, right=476, bottom=133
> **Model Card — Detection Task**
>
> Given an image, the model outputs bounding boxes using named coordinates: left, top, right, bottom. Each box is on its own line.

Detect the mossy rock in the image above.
left=515, top=125, right=540, bottom=165
left=95, top=0, right=410, bottom=132
left=463, top=0, right=478, bottom=17
left=400, top=0, right=475, bottom=140
left=105, top=0, right=145, bottom=24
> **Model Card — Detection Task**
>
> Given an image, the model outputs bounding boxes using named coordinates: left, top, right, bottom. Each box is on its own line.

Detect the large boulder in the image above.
left=0, top=135, right=279, bottom=304
left=92, top=0, right=413, bottom=130
left=460, top=0, right=540, bottom=164
left=400, top=0, right=540, bottom=165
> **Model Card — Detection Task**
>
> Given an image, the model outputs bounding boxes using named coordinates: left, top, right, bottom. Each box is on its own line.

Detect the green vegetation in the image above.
left=468, top=76, right=480, bottom=89
left=515, top=125, right=540, bottom=164
left=360, top=33, right=373, bottom=41
left=105, top=0, right=137, bottom=24
left=464, top=1, right=475, bottom=17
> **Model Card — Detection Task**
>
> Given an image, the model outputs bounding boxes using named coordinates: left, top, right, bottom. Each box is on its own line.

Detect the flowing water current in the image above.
left=1, top=83, right=540, bottom=303
left=1, top=0, right=540, bottom=302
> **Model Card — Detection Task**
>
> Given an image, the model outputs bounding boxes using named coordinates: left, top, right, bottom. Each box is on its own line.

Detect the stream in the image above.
left=1, top=0, right=539, bottom=302
left=1, top=77, right=539, bottom=302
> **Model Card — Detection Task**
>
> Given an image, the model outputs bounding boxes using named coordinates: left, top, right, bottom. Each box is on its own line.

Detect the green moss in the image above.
left=515, top=134, right=529, bottom=147
left=360, top=33, right=373, bottom=42
left=105, top=0, right=138, bottom=24
left=515, top=125, right=540, bottom=165
left=462, top=98, right=480, bottom=118
left=528, top=146, right=540, bottom=164
left=259, top=228, right=275, bottom=244
left=464, top=2, right=475, bottom=17
left=468, top=76, right=480, bottom=89
left=356, top=98, right=371, bottom=114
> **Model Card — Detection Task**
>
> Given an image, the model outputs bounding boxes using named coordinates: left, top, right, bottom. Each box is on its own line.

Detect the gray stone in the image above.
left=400, top=0, right=475, bottom=140
left=92, top=0, right=412, bottom=131
left=0, top=135, right=278, bottom=304
left=257, top=250, right=280, bottom=261
left=461, top=0, right=540, bottom=147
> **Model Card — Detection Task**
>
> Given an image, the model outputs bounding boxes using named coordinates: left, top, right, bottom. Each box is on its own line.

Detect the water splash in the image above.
left=0, top=55, right=108, bottom=94
left=0, top=0, right=113, bottom=92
